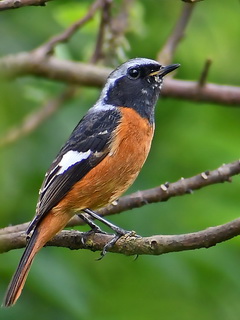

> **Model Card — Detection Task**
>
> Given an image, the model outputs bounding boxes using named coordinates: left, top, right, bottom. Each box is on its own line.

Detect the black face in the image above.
left=104, top=63, right=163, bottom=124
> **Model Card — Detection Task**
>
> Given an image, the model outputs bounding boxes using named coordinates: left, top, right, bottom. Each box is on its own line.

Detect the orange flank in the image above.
left=58, top=107, right=154, bottom=212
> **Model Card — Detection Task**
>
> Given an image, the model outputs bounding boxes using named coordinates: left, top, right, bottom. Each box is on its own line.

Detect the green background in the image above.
left=1, top=0, right=240, bottom=319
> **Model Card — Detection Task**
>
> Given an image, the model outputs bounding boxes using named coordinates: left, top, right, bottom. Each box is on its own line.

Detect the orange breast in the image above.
left=53, top=107, right=154, bottom=216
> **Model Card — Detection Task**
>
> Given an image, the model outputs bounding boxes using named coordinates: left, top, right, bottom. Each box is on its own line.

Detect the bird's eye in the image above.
left=128, top=67, right=141, bottom=79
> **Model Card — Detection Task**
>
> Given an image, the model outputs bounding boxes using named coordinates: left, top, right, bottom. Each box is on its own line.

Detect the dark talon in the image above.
left=97, top=233, right=123, bottom=260
left=81, top=209, right=138, bottom=259
left=82, top=229, right=106, bottom=244
left=97, top=230, right=138, bottom=260
left=78, top=213, right=108, bottom=245
left=80, top=226, right=107, bottom=245
left=133, top=254, right=139, bottom=261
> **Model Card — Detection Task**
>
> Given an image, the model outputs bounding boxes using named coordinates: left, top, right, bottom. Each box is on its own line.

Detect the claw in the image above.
left=81, top=226, right=107, bottom=245
left=97, top=230, right=138, bottom=260
left=80, top=209, right=139, bottom=260
left=97, top=233, right=122, bottom=260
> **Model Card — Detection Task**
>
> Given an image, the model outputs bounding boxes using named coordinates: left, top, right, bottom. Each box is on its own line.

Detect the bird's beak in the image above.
left=149, top=63, right=180, bottom=77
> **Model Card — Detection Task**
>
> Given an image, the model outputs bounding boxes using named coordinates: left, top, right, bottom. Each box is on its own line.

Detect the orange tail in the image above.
left=3, top=211, right=70, bottom=307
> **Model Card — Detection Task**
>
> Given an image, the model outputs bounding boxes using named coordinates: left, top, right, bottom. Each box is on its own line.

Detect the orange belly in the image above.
left=53, top=107, right=154, bottom=216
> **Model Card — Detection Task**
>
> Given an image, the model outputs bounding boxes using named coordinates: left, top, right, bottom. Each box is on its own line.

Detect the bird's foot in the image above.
left=98, top=230, right=138, bottom=260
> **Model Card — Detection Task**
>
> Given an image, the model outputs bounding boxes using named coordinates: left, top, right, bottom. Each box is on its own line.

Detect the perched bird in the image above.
left=3, top=58, right=179, bottom=307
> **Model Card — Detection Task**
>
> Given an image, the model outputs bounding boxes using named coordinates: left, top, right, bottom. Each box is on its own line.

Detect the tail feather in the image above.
left=3, top=229, right=40, bottom=307
left=3, top=211, right=71, bottom=307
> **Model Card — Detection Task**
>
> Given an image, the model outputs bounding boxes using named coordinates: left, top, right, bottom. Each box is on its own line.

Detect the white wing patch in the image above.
left=39, top=150, right=91, bottom=195
left=57, top=150, right=91, bottom=175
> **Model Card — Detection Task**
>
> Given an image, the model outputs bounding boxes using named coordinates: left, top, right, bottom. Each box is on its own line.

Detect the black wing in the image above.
left=29, top=108, right=121, bottom=231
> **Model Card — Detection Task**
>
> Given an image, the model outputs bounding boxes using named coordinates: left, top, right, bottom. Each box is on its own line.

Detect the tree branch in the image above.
left=1, top=217, right=240, bottom=255
left=90, top=0, right=112, bottom=63
left=47, top=217, right=240, bottom=255
left=163, top=79, right=240, bottom=106
left=157, top=2, right=195, bottom=65
left=34, top=0, right=105, bottom=58
left=0, top=53, right=110, bottom=86
left=1, top=160, right=239, bottom=240
left=1, top=53, right=240, bottom=106
left=97, top=160, right=240, bottom=217
left=0, top=0, right=53, bottom=11
left=0, top=0, right=113, bottom=148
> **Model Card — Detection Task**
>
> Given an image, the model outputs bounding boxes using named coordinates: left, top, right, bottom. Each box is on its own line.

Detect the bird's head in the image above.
left=93, top=58, right=180, bottom=123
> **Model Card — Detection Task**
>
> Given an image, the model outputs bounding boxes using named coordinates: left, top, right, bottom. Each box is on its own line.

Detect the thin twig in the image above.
left=157, top=2, right=196, bottom=65
left=91, top=0, right=133, bottom=65
left=104, top=0, right=133, bottom=64
left=90, top=0, right=112, bottom=63
left=0, top=0, right=53, bottom=11
left=34, top=0, right=105, bottom=58
left=1, top=160, right=239, bottom=237
left=0, top=86, right=75, bottom=148
left=198, top=58, right=212, bottom=87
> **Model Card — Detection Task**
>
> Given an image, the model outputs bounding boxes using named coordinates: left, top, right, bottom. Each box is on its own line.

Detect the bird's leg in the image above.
left=78, top=213, right=107, bottom=235
left=83, top=208, right=132, bottom=259
left=83, top=208, right=129, bottom=235
left=78, top=212, right=108, bottom=246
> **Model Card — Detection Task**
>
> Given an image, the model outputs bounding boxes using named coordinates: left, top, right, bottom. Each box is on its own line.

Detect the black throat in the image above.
left=103, top=76, right=161, bottom=124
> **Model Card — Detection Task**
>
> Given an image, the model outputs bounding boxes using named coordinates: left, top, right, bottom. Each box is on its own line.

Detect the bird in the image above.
left=3, top=57, right=179, bottom=307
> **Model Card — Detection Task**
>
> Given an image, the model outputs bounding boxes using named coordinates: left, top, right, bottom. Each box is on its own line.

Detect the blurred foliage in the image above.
left=0, top=0, right=240, bottom=319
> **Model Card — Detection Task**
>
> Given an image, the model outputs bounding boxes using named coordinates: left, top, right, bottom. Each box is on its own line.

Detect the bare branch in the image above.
left=94, top=0, right=133, bottom=64
left=0, top=53, right=110, bottom=86
left=0, top=222, right=29, bottom=236
left=1, top=53, right=240, bottom=106
left=1, top=217, right=240, bottom=255
left=0, top=87, right=75, bottom=148
left=0, top=1, right=108, bottom=148
left=97, top=160, right=240, bottom=217
left=34, top=0, right=105, bottom=58
left=47, top=217, right=240, bottom=255
left=158, top=2, right=195, bottom=65
left=1, top=160, right=239, bottom=238
left=163, top=79, right=240, bottom=106
left=38, top=218, right=240, bottom=254
left=90, top=0, right=112, bottom=63
left=198, top=58, right=212, bottom=87
left=0, top=0, right=53, bottom=11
